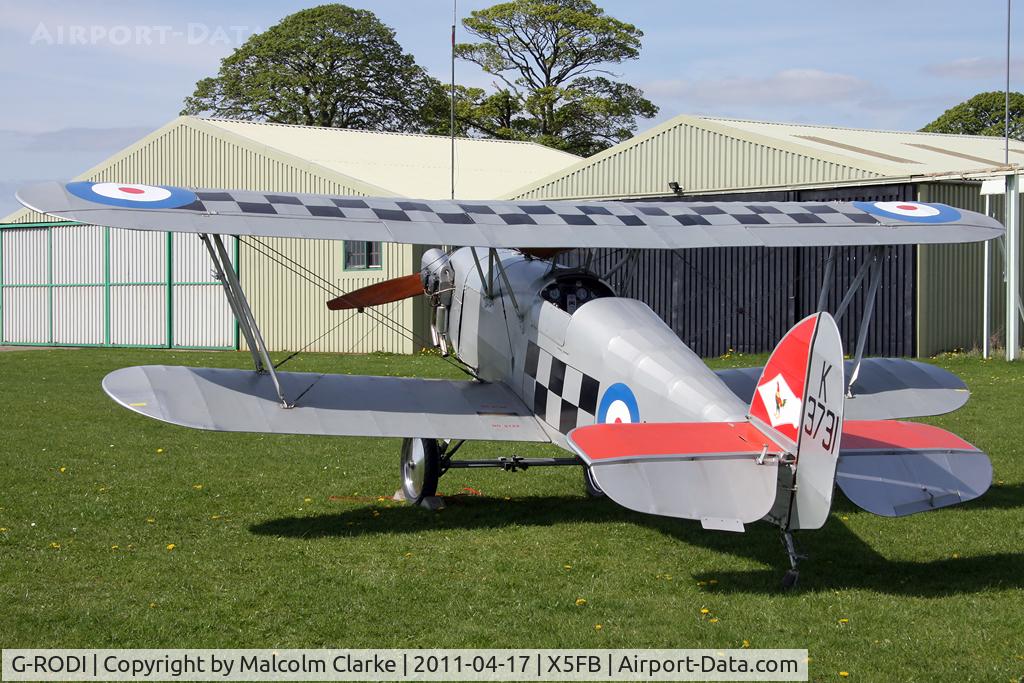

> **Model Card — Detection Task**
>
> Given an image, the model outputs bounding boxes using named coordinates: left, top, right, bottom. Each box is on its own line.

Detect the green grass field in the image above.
left=0, top=348, right=1021, bottom=681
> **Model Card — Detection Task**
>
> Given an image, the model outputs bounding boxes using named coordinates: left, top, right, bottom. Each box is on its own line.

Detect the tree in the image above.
left=920, top=91, right=1024, bottom=140
left=452, top=0, right=657, bottom=156
left=181, top=4, right=439, bottom=132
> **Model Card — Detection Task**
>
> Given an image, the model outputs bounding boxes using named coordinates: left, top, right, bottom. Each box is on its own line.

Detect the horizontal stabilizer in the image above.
left=566, top=421, right=783, bottom=531
left=18, top=181, right=1003, bottom=250
left=103, top=366, right=550, bottom=442
left=836, top=420, right=991, bottom=516
left=716, top=358, right=969, bottom=420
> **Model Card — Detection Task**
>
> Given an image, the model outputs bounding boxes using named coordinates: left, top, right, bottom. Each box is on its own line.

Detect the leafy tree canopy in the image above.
left=182, top=4, right=438, bottom=132
left=920, top=91, right=1024, bottom=140
left=450, top=0, right=657, bottom=156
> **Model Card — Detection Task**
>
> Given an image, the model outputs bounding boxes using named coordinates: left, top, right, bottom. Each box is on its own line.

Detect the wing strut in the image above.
left=200, top=233, right=290, bottom=407
left=817, top=245, right=888, bottom=397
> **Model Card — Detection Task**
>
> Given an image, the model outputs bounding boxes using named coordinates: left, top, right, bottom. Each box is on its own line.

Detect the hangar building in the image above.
left=0, top=117, right=580, bottom=352
left=507, top=115, right=1023, bottom=358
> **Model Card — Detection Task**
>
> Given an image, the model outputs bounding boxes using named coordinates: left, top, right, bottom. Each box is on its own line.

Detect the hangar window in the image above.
left=343, top=241, right=382, bottom=270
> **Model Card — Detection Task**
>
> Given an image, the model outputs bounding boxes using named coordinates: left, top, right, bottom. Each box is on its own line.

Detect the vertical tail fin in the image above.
left=749, top=312, right=846, bottom=530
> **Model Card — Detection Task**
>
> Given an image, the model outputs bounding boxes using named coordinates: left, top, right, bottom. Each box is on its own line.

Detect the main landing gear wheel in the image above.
left=400, top=438, right=440, bottom=505
left=583, top=466, right=606, bottom=498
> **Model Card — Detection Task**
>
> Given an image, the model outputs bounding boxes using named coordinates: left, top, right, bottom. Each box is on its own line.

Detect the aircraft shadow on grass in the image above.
left=250, top=492, right=1024, bottom=596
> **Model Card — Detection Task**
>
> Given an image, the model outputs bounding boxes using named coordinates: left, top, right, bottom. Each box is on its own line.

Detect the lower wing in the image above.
left=103, top=365, right=551, bottom=443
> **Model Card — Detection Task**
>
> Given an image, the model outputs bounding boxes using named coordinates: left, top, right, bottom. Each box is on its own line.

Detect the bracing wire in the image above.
left=237, top=236, right=479, bottom=379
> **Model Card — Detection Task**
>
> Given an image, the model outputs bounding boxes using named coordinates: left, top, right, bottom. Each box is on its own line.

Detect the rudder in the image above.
left=748, top=312, right=846, bottom=530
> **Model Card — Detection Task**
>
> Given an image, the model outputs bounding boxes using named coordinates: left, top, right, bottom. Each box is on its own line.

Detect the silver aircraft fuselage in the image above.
left=438, top=248, right=748, bottom=448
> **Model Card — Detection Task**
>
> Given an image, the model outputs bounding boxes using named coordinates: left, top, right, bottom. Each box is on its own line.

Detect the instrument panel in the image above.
left=540, top=275, right=615, bottom=314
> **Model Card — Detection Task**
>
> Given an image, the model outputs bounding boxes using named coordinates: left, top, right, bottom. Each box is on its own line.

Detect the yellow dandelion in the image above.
left=210, top=515, right=221, bottom=520
left=575, top=598, right=587, bottom=606
left=563, top=564, right=572, bottom=570
left=839, top=618, right=849, bottom=624
left=149, top=602, right=157, bottom=608
left=841, top=515, right=849, bottom=521
left=700, top=608, right=710, bottom=615
left=839, top=672, right=849, bottom=678
left=111, top=545, right=119, bottom=550
left=952, top=552, right=960, bottom=559
left=192, top=484, right=203, bottom=490
left=594, top=624, right=603, bottom=631
left=742, top=640, right=750, bottom=648
left=404, top=552, right=413, bottom=558
left=304, top=497, right=312, bottom=503
left=146, top=517, right=155, bottom=524
left=0, top=527, right=8, bottom=533
left=664, top=574, right=673, bottom=581
left=59, top=466, right=66, bottom=473
left=127, top=544, right=135, bottom=550
left=50, top=542, right=61, bottom=549
left=156, top=448, right=164, bottom=454
left=709, top=618, right=719, bottom=623
left=697, top=580, right=707, bottom=586
left=165, top=543, right=176, bottom=551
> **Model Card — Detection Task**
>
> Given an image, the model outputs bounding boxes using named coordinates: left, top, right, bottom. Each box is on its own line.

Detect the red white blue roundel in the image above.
left=597, top=383, right=640, bottom=424
left=66, top=181, right=197, bottom=209
left=852, top=200, right=961, bottom=224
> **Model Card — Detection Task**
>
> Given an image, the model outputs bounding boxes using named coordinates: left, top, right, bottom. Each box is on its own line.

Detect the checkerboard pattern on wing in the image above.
left=178, top=191, right=882, bottom=228
left=524, top=341, right=600, bottom=434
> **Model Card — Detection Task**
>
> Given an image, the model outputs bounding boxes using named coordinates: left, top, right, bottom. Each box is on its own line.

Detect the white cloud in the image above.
left=923, top=56, right=1024, bottom=80
left=644, top=69, right=875, bottom=108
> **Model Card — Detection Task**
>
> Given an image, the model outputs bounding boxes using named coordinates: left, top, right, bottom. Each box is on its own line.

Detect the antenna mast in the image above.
left=450, top=0, right=457, bottom=200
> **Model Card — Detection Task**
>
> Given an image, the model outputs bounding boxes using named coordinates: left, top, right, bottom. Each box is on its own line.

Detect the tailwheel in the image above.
left=583, top=465, right=606, bottom=498
left=400, top=437, right=440, bottom=505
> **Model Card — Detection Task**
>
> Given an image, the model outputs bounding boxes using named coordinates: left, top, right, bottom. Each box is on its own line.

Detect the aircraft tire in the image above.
left=400, top=437, right=440, bottom=504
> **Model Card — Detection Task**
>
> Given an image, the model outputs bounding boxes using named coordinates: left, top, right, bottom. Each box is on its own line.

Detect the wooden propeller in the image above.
left=326, top=273, right=424, bottom=310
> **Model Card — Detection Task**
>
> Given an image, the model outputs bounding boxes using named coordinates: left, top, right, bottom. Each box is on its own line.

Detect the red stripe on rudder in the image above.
left=842, top=420, right=978, bottom=452
left=749, top=314, right=817, bottom=443
left=569, top=421, right=781, bottom=461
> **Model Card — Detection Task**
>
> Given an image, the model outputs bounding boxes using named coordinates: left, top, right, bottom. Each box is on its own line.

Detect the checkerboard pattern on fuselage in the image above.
left=524, top=341, right=601, bottom=433
left=180, top=191, right=882, bottom=229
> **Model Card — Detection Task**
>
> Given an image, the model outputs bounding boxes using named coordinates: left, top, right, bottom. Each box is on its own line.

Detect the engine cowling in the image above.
left=420, top=248, right=455, bottom=308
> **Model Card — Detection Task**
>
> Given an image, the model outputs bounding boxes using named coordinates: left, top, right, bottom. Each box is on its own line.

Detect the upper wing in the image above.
left=17, top=180, right=1003, bottom=249
left=102, top=365, right=551, bottom=443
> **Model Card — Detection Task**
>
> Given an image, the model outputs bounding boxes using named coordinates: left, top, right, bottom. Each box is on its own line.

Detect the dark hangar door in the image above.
left=560, top=184, right=915, bottom=358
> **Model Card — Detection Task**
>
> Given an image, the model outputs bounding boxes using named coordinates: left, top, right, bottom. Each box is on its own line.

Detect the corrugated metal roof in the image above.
left=709, top=116, right=1024, bottom=174
left=2, top=116, right=580, bottom=223
left=505, top=113, right=1023, bottom=200
left=200, top=117, right=580, bottom=199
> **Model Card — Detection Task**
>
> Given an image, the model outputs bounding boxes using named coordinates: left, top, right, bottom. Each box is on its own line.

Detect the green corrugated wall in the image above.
left=917, top=181, right=1019, bottom=356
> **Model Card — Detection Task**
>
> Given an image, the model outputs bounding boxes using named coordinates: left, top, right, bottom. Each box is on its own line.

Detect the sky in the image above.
left=1, top=0, right=1022, bottom=216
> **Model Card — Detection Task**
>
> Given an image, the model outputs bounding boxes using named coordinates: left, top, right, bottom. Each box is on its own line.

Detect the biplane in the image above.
left=17, top=181, right=1002, bottom=586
